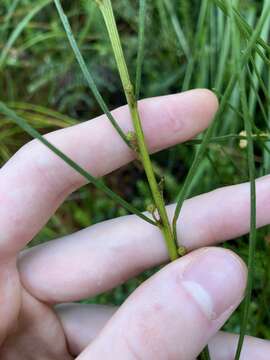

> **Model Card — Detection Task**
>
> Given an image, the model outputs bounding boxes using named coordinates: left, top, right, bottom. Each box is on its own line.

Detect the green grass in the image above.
left=1, top=0, right=270, bottom=357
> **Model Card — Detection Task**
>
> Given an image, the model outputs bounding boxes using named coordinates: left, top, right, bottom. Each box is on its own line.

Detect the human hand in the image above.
left=1, top=89, right=270, bottom=359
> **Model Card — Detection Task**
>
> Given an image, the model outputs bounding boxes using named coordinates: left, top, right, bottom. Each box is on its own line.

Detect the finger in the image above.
left=20, top=174, right=270, bottom=303
left=56, top=304, right=270, bottom=360
left=56, top=303, right=117, bottom=356
left=0, top=89, right=217, bottom=258
left=76, top=248, right=246, bottom=359
left=209, top=331, right=270, bottom=360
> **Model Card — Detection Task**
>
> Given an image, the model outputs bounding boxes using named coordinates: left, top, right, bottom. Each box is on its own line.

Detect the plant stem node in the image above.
left=126, top=131, right=139, bottom=152
left=177, top=246, right=187, bottom=257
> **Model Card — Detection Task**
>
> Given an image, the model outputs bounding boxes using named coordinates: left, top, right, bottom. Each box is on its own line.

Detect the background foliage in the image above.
left=1, top=0, right=270, bottom=341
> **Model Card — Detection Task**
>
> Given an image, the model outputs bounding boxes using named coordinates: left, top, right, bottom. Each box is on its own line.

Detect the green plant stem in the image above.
left=186, top=133, right=270, bottom=145
left=234, top=77, right=257, bottom=360
left=231, top=3, right=257, bottom=359
left=96, top=0, right=179, bottom=260
left=172, top=75, right=235, bottom=240
left=0, top=101, right=156, bottom=226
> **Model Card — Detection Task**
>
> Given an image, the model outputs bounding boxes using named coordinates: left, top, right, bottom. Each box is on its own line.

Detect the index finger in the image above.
left=0, top=89, right=218, bottom=257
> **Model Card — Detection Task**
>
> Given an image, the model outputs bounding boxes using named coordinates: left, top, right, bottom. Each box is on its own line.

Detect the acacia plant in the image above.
left=1, top=1, right=270, bottom=359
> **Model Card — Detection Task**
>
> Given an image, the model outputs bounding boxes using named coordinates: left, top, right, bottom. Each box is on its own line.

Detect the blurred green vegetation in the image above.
left=1, top=0, right=270, bottom=340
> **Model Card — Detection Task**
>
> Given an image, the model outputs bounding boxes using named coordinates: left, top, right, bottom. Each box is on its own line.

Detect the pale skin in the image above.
left=1, top=89, right=270, bottom=359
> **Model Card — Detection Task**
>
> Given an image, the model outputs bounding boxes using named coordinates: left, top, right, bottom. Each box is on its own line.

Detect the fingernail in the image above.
left=181, top=249, right=246, bottom=320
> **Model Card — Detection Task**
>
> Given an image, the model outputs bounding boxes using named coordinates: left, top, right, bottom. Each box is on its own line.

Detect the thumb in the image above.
left=78, top=248, right=247, bottom=360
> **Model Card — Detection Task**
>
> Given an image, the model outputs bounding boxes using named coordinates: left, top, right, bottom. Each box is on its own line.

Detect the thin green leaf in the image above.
left=53, top=0, right=130, bottom=148
left=0, top=101, right=156, bottom=226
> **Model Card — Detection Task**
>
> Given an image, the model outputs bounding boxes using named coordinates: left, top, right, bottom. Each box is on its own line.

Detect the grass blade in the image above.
left=172, top=2, right=270, bottom=240
left=164, top=0, right=190, bottom=59
left=182, top=0, right=208, bottom=90
left=213, top=0, right=270, bottom=58
left=1, top=0, right=20, bottom=38
left=248, top=1, right=270, bottom=116
left=0, top=0, right=52, bottom=70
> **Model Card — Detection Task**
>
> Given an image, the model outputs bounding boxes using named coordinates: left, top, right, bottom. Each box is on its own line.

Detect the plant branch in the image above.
left=96, top=0, right=180, bottom=260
